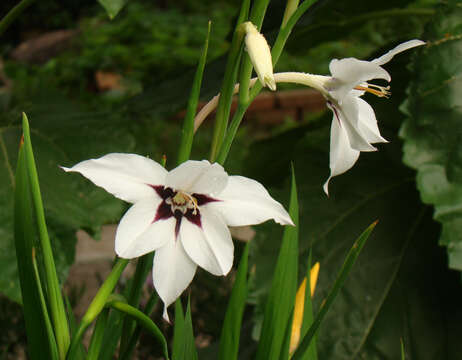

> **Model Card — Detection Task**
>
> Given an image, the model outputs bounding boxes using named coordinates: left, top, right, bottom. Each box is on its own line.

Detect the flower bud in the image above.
left=244, top=22, right=276, bottom=91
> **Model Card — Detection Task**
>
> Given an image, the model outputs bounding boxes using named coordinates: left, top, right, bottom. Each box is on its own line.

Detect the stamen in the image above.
left=170, top=191, right=199, bottom=215
left=354, top=84, right=391, bottom=98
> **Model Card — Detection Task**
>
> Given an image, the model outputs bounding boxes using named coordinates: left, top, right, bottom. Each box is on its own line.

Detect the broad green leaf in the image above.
left=255, top=168, right=298, bottom=360
left=218, top=243, right=250, bottom=360
left=400, top=0, right=462, bottom=270
left=98, top=0, right=128, bottom=19
left=14, top=146, right=57, bottom=360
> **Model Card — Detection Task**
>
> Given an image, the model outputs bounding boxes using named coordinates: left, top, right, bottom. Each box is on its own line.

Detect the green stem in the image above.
left=209, top=0, right=250, bottom=162
left=67, top=258, right=129, bottom=360
left=119, top=253, right=154, bottom=355
left=119, top=293, right=158, bottom=360
left=22, top=113, right=70, bottom=359
left=86, top=309, right=109, bottom=360
left=0, top=0, right=35, bottom=36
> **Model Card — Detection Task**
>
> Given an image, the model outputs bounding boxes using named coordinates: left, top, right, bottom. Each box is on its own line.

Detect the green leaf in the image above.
left=255, top=168, right=298, bottom=360
left=218, top=243, right=250, bottom=360
left=177, top=20, right=211, bottom=165
left=22, top=112, right=70, bottom=358
left=400, top=0, right=462, bottom=271
left=292, top=222, right=377, bottom=360
left=14, top=145, right=58, bottom=360
left=98, top=0, right=128, bottom=19
left=172, top=298, right=198, bottom=360
left=172, top=299, right=186, bottom=360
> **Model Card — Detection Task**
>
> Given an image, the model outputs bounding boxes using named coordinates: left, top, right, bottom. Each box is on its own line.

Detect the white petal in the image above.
left=328, top=58, right=390, bottom=101
left=61, top=153, right=167, bottom=203
left=180, top=208, right=234, bottom=276
left=356, top=98, right=388, bottom=144
left=166, top=160, right=228, bottom=196
left=372, top=39, right=425, bottom=66
left=206, top=176, right=294, bottom=226
left=115, top=198, right=173, bottom=258
left=329, top=99, right=376, bottom=152
left=153, top=240, right=197, bottom=322
left=323, top=117, right=360, bottom=195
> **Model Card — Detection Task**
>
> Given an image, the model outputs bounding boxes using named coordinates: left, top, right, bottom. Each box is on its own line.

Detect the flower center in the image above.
left=166, top=191, right=199, bottom=215
left=354, top=83, right=391, bottom=98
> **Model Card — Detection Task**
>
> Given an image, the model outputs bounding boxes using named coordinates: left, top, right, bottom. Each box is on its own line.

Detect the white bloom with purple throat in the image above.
left=62, top=154, right=293, bottom=321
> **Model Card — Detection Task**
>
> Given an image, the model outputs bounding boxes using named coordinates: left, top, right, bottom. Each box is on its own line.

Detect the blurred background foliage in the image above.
left=2, top=0, right=462, bottom=359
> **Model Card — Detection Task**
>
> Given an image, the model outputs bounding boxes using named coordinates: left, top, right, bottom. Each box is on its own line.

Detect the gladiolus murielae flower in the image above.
left=289, top=262, right=320, bottom=355
left=243, top=21, right=276, bottom=91
left=62, top=154, right=293, bottom=321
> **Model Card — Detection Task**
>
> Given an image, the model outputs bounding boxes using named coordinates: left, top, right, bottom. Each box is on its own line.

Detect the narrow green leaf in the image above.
left=172, top=298, right=198, bottom=360
left=14, top=146, right=57, bottom=360
left=67, top=258, right=129, bottom=360
left=0, top=0, right=35, bottom=36
left=291, top=221, right=378, bottom=360
left=183, top=298, right=198, bottom=360
left=64, top=296, right=86, bottom=360
left=106, top=298, right=169, bottom=360
left=22, top=113, right=70, bottom=358
left=177, top=20, right=211, bottom=165
left=256, top=167, right=299, bottom=360
left=87, top=309, right=110, bottom=360
left=98, top=0, right=127, bottom=19
left=172, top=299, right=186, bottom=360
left=218, top=243, right=250, bottom=360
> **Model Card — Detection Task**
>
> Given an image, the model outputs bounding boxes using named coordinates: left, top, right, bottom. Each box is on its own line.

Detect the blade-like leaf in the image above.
left=172, top=299, right=186, bottom=360
left=98, top=0, right=127, bottom=19
left=255, top=167, right=298, bottom=360
left=292, top=221, right=377, bottom=360
left=183, top=298, right=198, bottom=360
left=22, top=113, right=70, bottom=357
left=177, top=20, right=211, bottom=165
left=14, top=145, right=58, bottom=360
left=218, top=243, right=250, bottom=360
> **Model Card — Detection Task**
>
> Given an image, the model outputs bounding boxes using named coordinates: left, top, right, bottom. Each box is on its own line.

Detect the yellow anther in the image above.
left=354, top=84, right=391, bottom=98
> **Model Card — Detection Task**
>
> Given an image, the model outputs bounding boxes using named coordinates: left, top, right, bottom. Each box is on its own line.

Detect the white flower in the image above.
left=62, top=154, right=293, bottom=321
left=321, top=39, right=425, bottom=194
left=244, top=21, right=276, bottom=91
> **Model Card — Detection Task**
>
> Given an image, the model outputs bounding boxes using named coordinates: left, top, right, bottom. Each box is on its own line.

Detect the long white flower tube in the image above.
left=62, top=154, right=293, bottom=321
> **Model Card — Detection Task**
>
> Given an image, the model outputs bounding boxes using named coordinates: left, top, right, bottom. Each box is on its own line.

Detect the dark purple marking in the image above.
left=149, top=185, right=218, bottom=239
left=327, top=100, right=341, bottom=127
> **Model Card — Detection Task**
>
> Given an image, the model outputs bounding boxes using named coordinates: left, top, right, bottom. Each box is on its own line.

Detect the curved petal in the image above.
left=372, top=39, right=425, bottom=66
left=356, top=98, right=388, bottom=144
left=166, top=160, right=228, bottom=196
left=153, top=240, right=197, bottom=322
left=180, top=208, right=234, bottom=276
left=61, top=153, right=167, bottom=203
left=323, top=117, right=360, bottom=195
left=206, top=176, right=294, bottom=226
left=115, top=197, right=172, bottom=258
left=328, top=99, right=376, bottom=152
left=328, top=58, right=390, bottom=101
